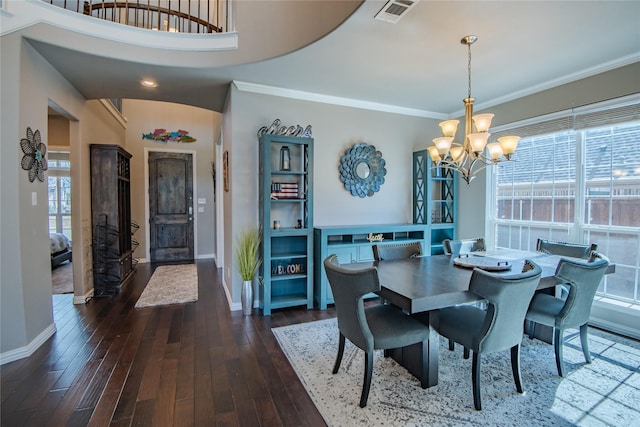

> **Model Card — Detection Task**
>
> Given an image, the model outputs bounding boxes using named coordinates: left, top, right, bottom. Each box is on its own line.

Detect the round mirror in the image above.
left=355, top=161, right=371, bottom=179
left=339, top=143, right=386, bottom=198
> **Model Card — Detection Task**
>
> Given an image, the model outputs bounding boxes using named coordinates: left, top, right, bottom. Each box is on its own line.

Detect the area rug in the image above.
left=52, top=262, right=73, bottom=294
left=273, top=318, right=640, bottom=426
left=135, top=264, right=198, bottom=307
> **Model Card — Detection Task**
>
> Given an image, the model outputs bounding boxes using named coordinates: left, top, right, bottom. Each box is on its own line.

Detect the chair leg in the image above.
left=449, top=339, right=454, bottom=351
left=360, top=351, right=374, bottom=408
left=579, top=323, right=592, bottom=363
left=332, top=333, right=345, bottom=374
left=554, top=328, right=565, bottom=377
left=510, top=344, right=523, bottom=393
left=527, top=320, right=536, bottom=339
left=463, top=347, right=470, bottom=359
left=472, top=352, right=482, bottom=410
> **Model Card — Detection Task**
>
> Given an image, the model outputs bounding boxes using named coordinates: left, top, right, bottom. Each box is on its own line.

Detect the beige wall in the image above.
left=122, top=100, right=221, bottom=261
left=2, top=29, right=637, bottom=360
left=223, top=84, right=440, bottom=305
left=1, top=35, right=89, bottom=355
left=48, top=115, right=70, bottom=148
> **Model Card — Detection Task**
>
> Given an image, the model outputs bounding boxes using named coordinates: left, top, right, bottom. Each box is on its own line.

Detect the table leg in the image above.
left=387, top=311, right=439, bottom=388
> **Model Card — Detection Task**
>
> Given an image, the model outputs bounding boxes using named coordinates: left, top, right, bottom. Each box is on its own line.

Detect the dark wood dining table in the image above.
left=341, top=249, right=615, bottom=388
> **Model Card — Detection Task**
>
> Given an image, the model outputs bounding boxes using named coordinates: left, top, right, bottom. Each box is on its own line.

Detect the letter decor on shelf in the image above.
left=142, top=129, right=196, bottom=143
left=271, top=260, right=306, bottom=276
left=367, top=233, right=384, bottom=242
left=257, top=119, right=312, bottom=138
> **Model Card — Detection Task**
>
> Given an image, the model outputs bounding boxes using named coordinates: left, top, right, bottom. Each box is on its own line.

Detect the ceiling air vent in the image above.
left=374, top=0, right=418, bottom=24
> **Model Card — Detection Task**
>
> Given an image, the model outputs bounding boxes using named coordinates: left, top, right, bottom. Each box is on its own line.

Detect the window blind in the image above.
left=492, top=94, right=640, bottom=139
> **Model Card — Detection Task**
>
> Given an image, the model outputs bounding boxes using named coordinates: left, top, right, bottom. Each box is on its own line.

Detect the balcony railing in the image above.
left=44, top=0, right=231, bottom=34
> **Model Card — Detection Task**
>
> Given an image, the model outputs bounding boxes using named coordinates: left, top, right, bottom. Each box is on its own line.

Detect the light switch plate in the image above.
left=198, top=198, right=206, bottom=204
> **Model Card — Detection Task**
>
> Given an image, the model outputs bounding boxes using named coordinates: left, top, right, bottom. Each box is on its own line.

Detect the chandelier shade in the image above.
left=429, top=35, right=520, bottom=185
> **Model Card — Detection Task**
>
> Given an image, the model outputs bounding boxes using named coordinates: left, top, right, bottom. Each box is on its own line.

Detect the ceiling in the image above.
left=20, top=1, right=640, bottom=117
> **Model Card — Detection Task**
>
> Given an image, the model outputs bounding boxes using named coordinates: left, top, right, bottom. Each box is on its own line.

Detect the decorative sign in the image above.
left=257, top=119, right=312, bottom=138
left=271, top=260, right=306, bottom=276
left=367, top=233, right=384, bottom=242
left=142, top=128, right=196, bottom=143
left=20, top=127, right=48, bottom=182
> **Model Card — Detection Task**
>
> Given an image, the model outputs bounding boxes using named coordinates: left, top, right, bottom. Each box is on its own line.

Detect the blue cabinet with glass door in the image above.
left=413, top=150, right=458, bottom=254
left=258, top=134, right=314, bottom=315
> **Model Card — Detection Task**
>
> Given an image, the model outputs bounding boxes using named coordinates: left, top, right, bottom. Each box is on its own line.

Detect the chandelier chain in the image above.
left=429, top=35, right=520, bottom=185
left=467, top=41, right=472, bottom=100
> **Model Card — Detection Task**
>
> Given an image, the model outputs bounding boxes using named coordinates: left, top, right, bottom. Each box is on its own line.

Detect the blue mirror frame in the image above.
left=339, top=142, right=386, bottom=198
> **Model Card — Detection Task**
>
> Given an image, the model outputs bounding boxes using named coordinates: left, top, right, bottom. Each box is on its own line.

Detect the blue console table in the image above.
left=313, top=223, right=429, bottom=310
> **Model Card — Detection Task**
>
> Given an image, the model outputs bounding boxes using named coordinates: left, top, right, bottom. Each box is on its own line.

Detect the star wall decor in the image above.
left=20, top=127, right=48, bottom=182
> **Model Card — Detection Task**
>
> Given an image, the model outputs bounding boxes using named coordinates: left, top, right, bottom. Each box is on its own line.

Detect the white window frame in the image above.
left=487, top=95, right=640, bottom=339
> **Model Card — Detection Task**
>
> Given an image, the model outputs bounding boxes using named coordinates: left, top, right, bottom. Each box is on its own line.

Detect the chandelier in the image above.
left=428, top=35, right=520, bottom=185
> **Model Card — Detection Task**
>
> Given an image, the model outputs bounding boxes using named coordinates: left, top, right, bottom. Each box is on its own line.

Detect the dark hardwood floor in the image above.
left=1, top=259, right=337, bottom=426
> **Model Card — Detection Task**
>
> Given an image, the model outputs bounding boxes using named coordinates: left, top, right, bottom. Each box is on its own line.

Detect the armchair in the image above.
left=525, top=253, right=610, bottom=377
left=323, top=254, right=430, bottom=407
left=434, top=260, right=542, bottom=410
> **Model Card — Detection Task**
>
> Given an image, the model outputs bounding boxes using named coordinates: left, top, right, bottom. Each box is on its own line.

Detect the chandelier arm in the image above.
left=429, top=35, right=519, bottom=186
left=433, top=160, right=469, bottom=175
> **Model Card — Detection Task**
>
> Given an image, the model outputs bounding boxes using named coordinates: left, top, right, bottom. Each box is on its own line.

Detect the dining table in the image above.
left=340, top=249, right=615, bottom=388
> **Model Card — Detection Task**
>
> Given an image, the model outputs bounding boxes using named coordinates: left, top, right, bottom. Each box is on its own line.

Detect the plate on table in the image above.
left=453, top=254, right=512, bottom=271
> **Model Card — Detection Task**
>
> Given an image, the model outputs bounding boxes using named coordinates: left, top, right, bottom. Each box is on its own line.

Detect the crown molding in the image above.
left=451, top=53, right=640, bottom=118
left=233, top=81, right=446, bottom=120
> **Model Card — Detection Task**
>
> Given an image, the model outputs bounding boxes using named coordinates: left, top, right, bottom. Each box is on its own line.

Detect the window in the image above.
left=490, top=98, right=640, bottom=305
left=48, top=152, right=72, bottom=239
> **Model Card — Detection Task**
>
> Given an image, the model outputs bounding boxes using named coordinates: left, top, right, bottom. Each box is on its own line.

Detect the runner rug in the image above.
left=272, top=318, right=639, bottom=426
left=135, top=264, right=198, bottom=308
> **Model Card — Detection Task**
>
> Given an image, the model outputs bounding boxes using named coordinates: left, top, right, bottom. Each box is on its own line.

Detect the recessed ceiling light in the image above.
left=141, top=79, right=157, bottom=88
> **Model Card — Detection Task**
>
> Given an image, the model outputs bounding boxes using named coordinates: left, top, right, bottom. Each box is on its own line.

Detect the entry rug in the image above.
left=135, top=264, right=198, bottom=307
left=272, top=318, right=640, bottom=426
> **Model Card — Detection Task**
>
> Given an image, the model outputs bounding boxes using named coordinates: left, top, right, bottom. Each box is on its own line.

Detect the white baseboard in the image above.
left=590, top=298, right=640, bottom=340
left=222, top=275, right=241, bottom=311
left=0, top=322, right=57, bottom=365
left=74, top=288, right=93, bottom=304
left=196, top=253, right=215, bottom=260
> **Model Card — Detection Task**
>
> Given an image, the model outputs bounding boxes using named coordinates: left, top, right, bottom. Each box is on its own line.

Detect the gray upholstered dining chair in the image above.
left=536, top=238, right=597, bottom=259
left=535, top=238, right=598, bottom=300
left=323, top=254, right=430, bottom=408
left=434, top=260, right=542, bottom=410
left=525, top=252, right=610, bottom=377
left=442, top=237, right=486, bottom=255
left=372, top=242, right=422, bottom=261
left=442, top=237, right=487, bottom=353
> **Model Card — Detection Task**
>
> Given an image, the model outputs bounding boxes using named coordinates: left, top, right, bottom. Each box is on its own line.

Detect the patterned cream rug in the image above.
left=135, top=264, right=198, bottom=308
left=273, top=318, right=640, bottom=426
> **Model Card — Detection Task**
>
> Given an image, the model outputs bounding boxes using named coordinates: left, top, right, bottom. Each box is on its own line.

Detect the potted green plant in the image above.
left=235, top=227, right=262, bottom=315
